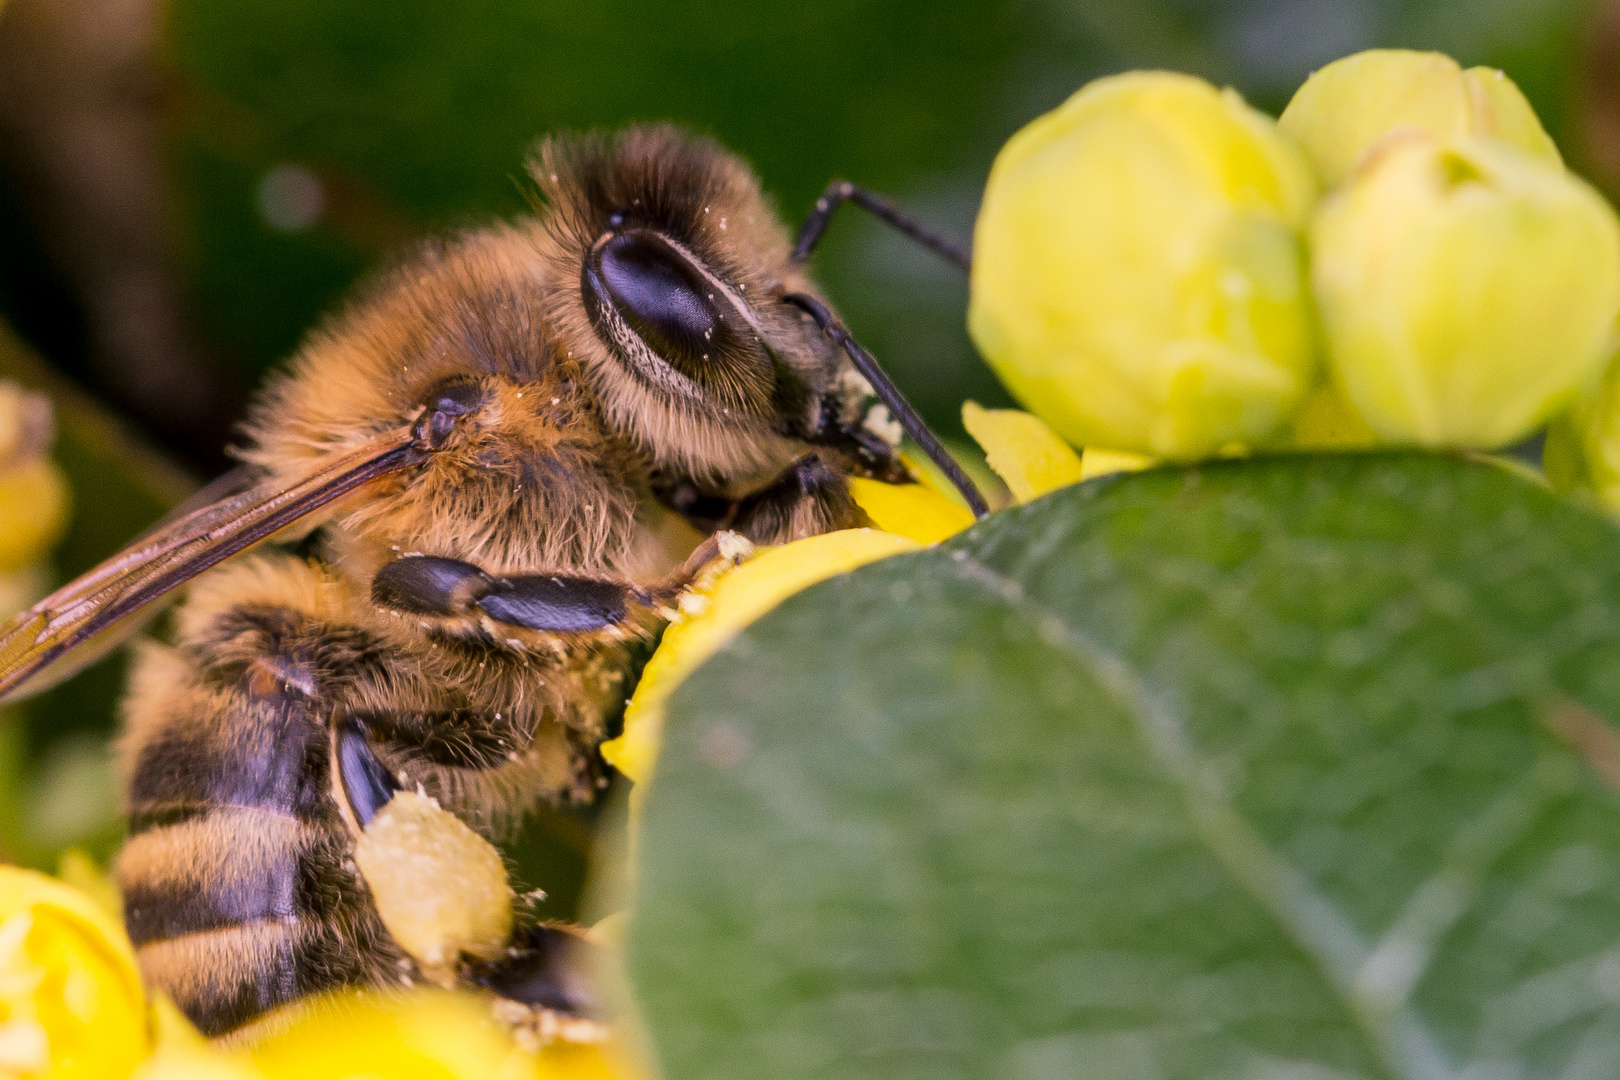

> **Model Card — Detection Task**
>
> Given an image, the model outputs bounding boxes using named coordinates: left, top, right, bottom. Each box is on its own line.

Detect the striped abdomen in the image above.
left=117, top=591, right=403, bottom=1036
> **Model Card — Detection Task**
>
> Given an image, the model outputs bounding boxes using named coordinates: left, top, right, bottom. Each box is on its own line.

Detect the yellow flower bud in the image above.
left=1279, top=49, right=1560, bottom=188
left=969, top=71, right=1319, bottom=461
left=960, top=402, right=1082, bottom=503
left=1545, top=351, right=1620, bottom=512
left=352, top=791, right=515, bottom=974
left=1311, top=135, right=1620, bottom=448
left=1279, top=383, right=1379, bottom=451
left=0, top=866, right=149, bottom=1080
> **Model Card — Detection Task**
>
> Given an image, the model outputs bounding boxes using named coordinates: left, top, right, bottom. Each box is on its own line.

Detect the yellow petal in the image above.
left=602, top=529, right=921, bottom=786
left=0, top=866, right=149, bottom=1080
left=848, top=476, right=974, bottom=544
left=134, top=1016, right=264, bottom=1080
left=1464, top=66, right=1561, bottom=166
left=1078, top=447, right=1157, bottom=481
left=894, top=447, right=1003, bottom=513
left=244, top=989, right=544, bottom=1080
left=960, top=401, right=1082, bottom=503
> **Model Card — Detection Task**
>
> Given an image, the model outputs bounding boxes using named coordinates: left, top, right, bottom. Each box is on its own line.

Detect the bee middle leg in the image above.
left=371, top=555, right=642, bottom=633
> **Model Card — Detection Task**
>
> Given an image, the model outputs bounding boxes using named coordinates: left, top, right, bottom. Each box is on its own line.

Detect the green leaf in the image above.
left=628, top=452, right=1620, bottom=1080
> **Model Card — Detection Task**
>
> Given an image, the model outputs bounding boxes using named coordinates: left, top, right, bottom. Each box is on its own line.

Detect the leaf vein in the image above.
left=946, top=552, right=1462, bottom=1080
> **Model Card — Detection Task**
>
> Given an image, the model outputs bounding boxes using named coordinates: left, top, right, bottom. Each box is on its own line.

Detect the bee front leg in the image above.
left=727, top=452, right=860, bottom=545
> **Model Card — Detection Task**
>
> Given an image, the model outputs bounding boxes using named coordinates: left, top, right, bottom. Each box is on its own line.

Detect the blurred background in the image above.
left=0, top=0, right=1614, bottom=911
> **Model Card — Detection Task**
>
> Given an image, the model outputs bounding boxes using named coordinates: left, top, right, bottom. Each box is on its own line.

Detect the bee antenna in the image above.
left=790, top=180, right=970, bottom=271
left=783, top=292, right=988, bottom=519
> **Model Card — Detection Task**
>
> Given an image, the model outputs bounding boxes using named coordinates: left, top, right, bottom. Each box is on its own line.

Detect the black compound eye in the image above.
left=591, top=231, right=726, bottom=370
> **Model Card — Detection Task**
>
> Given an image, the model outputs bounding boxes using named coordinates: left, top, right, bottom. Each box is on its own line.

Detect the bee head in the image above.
left=531, top=126, right=896, bottom=484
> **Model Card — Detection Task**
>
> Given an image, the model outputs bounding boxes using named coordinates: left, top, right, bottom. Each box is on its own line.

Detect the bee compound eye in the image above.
left=591, top=231, right=728, bottom=371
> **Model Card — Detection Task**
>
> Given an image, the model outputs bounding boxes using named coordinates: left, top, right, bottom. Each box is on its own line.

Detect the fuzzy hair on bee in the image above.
left=0, top=123, right=986, bottom=1039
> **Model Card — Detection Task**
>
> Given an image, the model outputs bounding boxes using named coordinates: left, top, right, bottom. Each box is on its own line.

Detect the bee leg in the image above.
left=335, top=718, right=604, bottom=1027
left=728, top=452, right=859, bottom=545
left=334, top=715, right=398, bottom=827
left=372, top=555, right=640, bottom=633
left=468, top=922, right=601, bottom=1019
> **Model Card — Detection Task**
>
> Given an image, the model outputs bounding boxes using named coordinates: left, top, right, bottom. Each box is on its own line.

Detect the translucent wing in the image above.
left=0, top=429, right=428, bottom=704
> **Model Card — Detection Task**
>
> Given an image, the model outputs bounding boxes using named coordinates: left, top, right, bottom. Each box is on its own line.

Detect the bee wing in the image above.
left=0, top=428, right=428, bottom=704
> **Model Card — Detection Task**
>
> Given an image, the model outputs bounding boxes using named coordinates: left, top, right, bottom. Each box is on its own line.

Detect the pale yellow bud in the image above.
left=970, top=71, right=1319, bottom=461
left=1280, top=49, right=1560, bottom=187
left=1545, top=352, right=1620, bottom=512
left=1311, top=135, right=1620, bottom=448
left=1280, top=383, right=1379, bottom=451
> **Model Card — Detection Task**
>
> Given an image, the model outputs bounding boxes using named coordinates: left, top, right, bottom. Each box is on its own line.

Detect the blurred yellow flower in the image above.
left=0, top=382, right=69, bottom=579
left=132, top=997, right=260, bottom=1080
left=1311, top=134, right=1620, bottom=448
left=242, top=988, right=612, bottom=1080
left=0, top=866, right=148, bottom=1080
left=1279, top=49, right=1559, bottom=188
left=960, top=402, right=1081, bottom=503
left=969, top=70, right=1319, bottom=461
left=4, top=851, right=627, bottom=1079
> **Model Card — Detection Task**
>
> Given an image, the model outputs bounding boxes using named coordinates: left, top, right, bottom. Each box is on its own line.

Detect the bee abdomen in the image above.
left=118, top=602, right=403, bottom=1036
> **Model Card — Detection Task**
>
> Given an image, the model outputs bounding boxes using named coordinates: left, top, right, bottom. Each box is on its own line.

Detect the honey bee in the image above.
left=0, top=125, right=985, bottom=1038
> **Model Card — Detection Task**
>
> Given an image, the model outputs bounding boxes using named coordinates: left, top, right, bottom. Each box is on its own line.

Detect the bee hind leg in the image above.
left=334, top=714, right=399, bottom=827
left=334, top=717, right=607, bottom=1038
